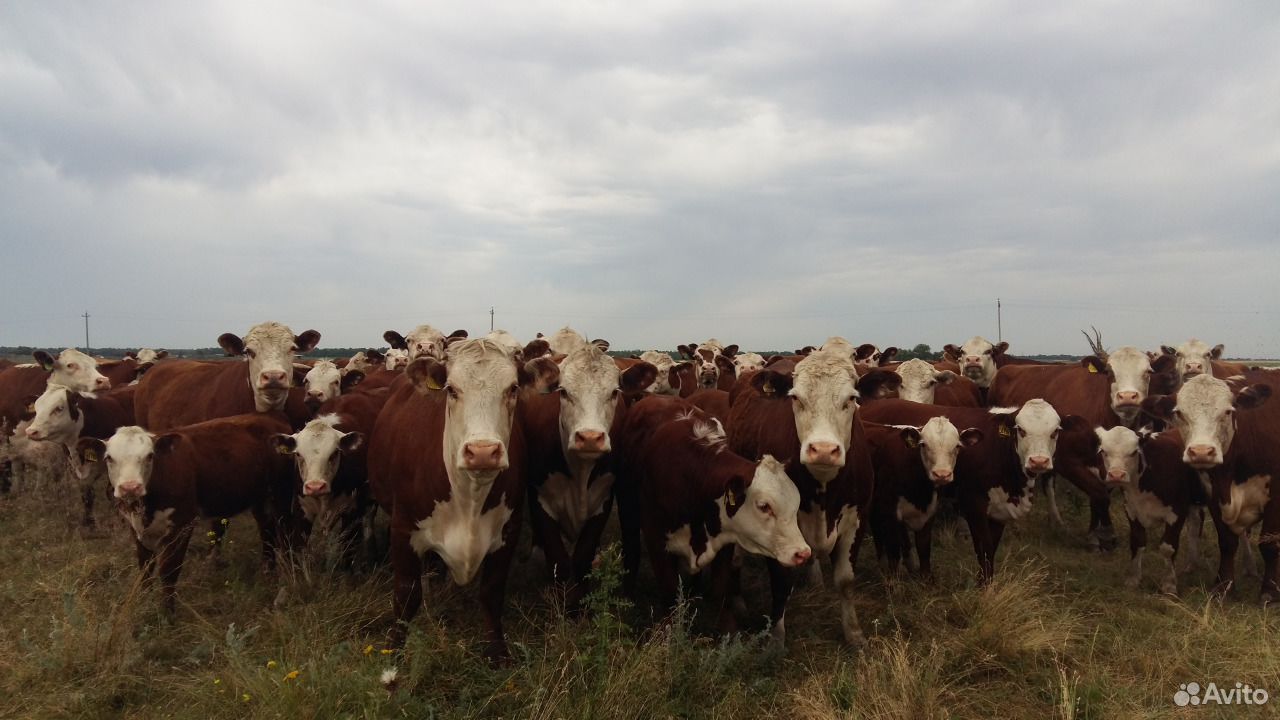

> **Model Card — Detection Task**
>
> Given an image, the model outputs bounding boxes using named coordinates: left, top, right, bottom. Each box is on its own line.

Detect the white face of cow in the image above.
left=385, top=348, right=409, bottom=371
left=1103, top=346, right=1159, bottom=423
left=1170, top=339, right=1223, bottom=381
left=789, top=351, right=860, bottom=483
left=894, top=359, right=956, bottom=404
left=94, top=426, right=171, bottom=500
left=694, top=347, right=720, bottom=388
left=36, top=348, right=110, bottom=394
left=906, top=416, right=972, bottom=486
left=428, top=339, right=521, bottom=477
left=1095, top=426, right=1141, bottom=486
left=1002, top=399, right=1062, bottom=476
left=24, top=386, right=85, bottom=444
left=1159, top=375, right=1238, bottom=469
left=557, top=345, right=622, bottom=458
left=303, top=361, right=342, bottom=408
left=485, top=330, right=523, bottom=355
left=405, top=325, right=448, bottom=361
left=733, top=352, right=767, bottom=375
left=957, top=336, right=1004, bottom=389
left=640, top=351, right=680, bottom=395
left=728, top=455, right=811, bottom=567
left=219, top=322, right=319, bottom=413
left=273, top=416, right=363, bottom=496
left=134, top=348, right=166, bottom=365
left=547, top=326, right=588, bottom=356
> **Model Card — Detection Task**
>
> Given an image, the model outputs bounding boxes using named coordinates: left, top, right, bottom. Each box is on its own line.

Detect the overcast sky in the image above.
left=3, top=2, right=1278, bottom=356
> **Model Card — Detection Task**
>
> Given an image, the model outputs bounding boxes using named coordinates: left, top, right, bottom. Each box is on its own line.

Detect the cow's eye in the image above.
left=757, top=502, right=773, bottom=516
left=67, top=363, right=78, bottom=370
left=560, top=389, right=573, bottom=403
left=245, top=349, right=257, bottom=359
left=445, top=386, right=459, bottom=399
left=1016, top=427, right=1027, bottom=438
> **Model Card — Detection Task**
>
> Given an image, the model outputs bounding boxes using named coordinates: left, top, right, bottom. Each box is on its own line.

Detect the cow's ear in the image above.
left=993, top=341, right=1009, bottom=355
left=124, top=351, right=136, bottom=360
left=856, top=369, right=902, bottom=399
left=406, top=358, right=449, bottom=394
left=960, top=427, right=984, bottom=446
left=855, top=343, right=877, bottom=361
left=1210, top=344, right=1225, bottom=360
left=715, top=354, right=736, bottom=376
left=879, top=347, right=899, bottom=365
left=1141, top=395, right=1176, bottom=421
left=270, top=434, right=297, bottom=456
left=65, top=389, right=81, bottom=421
left=899, top=426, right=921, bottom=449
left=677, top=344, right=694, bottom=359
left=1080, top=356, right=1106, bottom=374
left=218, top=333, right=246, bottom=356
left=153, top=433, right=181, bottom=454
left=19, top=394, right=38, bottom=421
left=1235, top=384, right=1271, bottom=410
left=340, top=370, right=365, bottom=391
left=33, top=350, right=55, bottom=371
left=943, top=344, right=961, bottom=361
left=750, top=370, right=793, bottom=397
left=521, top=339, right=550, bottom=361
left=667, top=366, right=683, bottom=392
left=383, top=331, right=408, bottom=350
left=724, top=475, right=747, bottom=517
left=364, top=348, right=385, bottom=364
left=519, top=356, right=561, bottom=393
left=339, top=431, right=365, bottom=454
left=591, top=338, right=611, bottom=352
left=722, top=344, right=739, bottom=358
left=293, top=330, right=321, bottom=354
left=621, top=362, right=657, bottom=394
left=155, top=350, right=169, bottom=360
left=448, top=329, right=469, bottom=341
left=77, top=437, right=107, bottom=465
left=1149, top=353, right=1176, bottom=374
left=1160, top=345, right=1177, bottom=356
left=935, top=370, right=956, bottom=385
left=292, top=365, right=310, bottom=386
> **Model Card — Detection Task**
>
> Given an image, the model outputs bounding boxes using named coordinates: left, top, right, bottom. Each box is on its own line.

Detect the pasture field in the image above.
left=1, top=471, right=1278, bottom=720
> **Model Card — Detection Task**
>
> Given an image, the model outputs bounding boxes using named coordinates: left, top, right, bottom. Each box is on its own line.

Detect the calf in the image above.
left=1093, top=426, right=1201, bottom=594
left=367, top=338, right=558, bottom=660
left=678, top=341, right=739, bottom=391
left=639, top=351, right=690, bottom=396
left=879, top=359, right=981, bottom=406
left=76, top=414, right=296, bottom=612
left=725, top=348, right=900, bottom=645
left=1141, top=373, right=1279, bottom=602
left=615, top=397, right=808, bottom=632
left=1159, top=339, right=1249, bottom=387
left=383, top=325, right=468, bottom=362
left=864, top=417, right=982, bottom=577
left=383, top=348, right=410, bottom=371
left=862, top=398, right=1076, bottom=580
left=300, top=360, right=365, bottom=415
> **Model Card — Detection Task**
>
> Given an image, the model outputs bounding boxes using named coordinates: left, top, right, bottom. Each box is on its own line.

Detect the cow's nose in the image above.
left=1027, top=455, right=1052, bottom=471
left=303, top=481, right=330, bottom=496
left=24, top=427, right=41, bottom=440
left=805, top=442, right=842, bottom=465
left=574, top=430, right=607, bottom=453
left=94, top=376, right=111, bottom=390
left=931, top=469, right=954, bottom=485
left=965, top=356, right=982, bottom=365
left=1187, top=445, right=1218, bottom=465
left=1115, top=391, right=1140, bottom=405
left=463, top=441, right=504, bottom=470
left=260, top=370, right=288, bottom=387
left=1184, top=363, right=1203, bottom=376
left=117, top=481, right=143, bottom=497
left=790, top=547, right=812, bottom=566
left=1106, top=469, right=1128, bottom=484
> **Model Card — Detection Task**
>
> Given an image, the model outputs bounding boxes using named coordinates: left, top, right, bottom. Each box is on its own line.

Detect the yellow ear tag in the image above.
left=276, top=444, right=293, bottom=455
left=426, top=377, right=443, bottom=391
left=84, top=449, right=98, bottom=463
left=726, top=494, right=736, bottom=508
left=762, top=382, right=774, bottom=395
left=25, top=404, right=35, bottom=414
left=905, top=436, right=919, bottom=449
left=1087, top=364, right=1098, bottom=374
left=999, top=424, right=1011, bottom=438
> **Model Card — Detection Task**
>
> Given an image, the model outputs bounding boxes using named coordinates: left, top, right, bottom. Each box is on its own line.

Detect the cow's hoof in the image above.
left=1209, top=580, right=1234, bottom=599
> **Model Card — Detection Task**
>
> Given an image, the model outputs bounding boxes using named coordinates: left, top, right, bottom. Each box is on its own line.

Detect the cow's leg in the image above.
left=964, top=501, right=995, bottom=582
left=915, top=519, right=935, bottom=579
left=156, top=527, right=193, bottom=615
left=1259, top=525, right=1279, bottom=606
left=1239, top=525, right=1261, bottom=581
left=529, top=498, right=573, bottom=585
left=1209, top=505, right=1238, bottom=597
left=832, top=522, right=865, bottom=648
left=478, top=545, right=516, bottom=664
left=1126, top=518, right=1146, bottom=589
left=643, top=522, right=680, bottom=612
left=707, top=548, right=738, bottom=636
left=617, top=479, right=644, bottom=597
left=1158, top=514, right=1186, bottom=596
left=899, top=523, right=918, bottom=574
left=804, top=554, right=825, bottom=588
left=388, top=529, right=423, bottom=648
left=987, top=520, right=1006, bottom=576
left=1041, top=475, right=1064, bottom=528
left=1179, top=506, right=1208, bottom=574
left=1090, top=497, right=1116, bottom=552
left=206, top=518, right=229, bottom=567
left=765, top=559, right=796, bottom=645
left=567, top=501, right=613, bottom=611
left=252, top=506, right=283, bottom=573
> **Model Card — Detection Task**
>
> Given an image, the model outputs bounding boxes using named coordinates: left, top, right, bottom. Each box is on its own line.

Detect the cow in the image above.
left=383, top=348, right=409, bottom=371
left=614, top=396, right=809, bottom=632
left=125, top=349, right=169, bottom=365
left=1141, top=373, right=1279, bottom=602
left=485, top=330, right=524, bottom=355
left=300, top=360, right=365, bottom=414
left=861, top=398, right=1075, bottom=580
left=639, top=351, right=689, bottom=396
left=75, top=414, right=296, bottom=612
left=863, top=417, right=983, bottom=577
left=383, top=325, right=468, bottom=362
left=519, top=342, right=656, bottom=608
left=344, top=350, right=384, bottom=376
left=725, top=348, right=900, bottom=646
left=990, top=346, right=1177, bottom=550
left=678, top=341, right=739, bottom=391
left=366, top=338, right=560, bottom=661
left=878, top=358, right=981, bottom=406
left=1160, top=339, right=1249, bottom=386
left=1091, top=426, right=1203, bottom=594
left=943, top=337, right=1010, bottom=391
left=23, top=383, right=138, bottom=527
left=133, top=322, right=320, bottom=430
left=732, top=352, right=767, bottom=376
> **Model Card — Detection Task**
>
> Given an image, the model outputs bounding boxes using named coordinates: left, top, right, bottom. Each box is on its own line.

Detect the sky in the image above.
left=2, top=2, right=1278, bottom=357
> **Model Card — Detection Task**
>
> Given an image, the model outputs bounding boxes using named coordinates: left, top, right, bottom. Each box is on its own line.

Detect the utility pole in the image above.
left=489, top=306, right=495, bottom=332
left=82, top=311, right=90, bottom=353
left=996, top=298, right=1002, bottom=343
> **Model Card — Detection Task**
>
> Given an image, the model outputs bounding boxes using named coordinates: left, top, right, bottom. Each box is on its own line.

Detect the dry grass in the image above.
left=2, top=472, right=1279, bottom=719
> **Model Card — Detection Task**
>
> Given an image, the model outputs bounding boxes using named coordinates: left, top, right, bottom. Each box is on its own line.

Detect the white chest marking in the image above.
left=410, top=488, right=513, bottom=586
left=664, top=524, right=730, bottom=575
left=896, top=494, right=939, bottom=532
left=1220, top=474, right=1270, bottom=535
left=124, top=507, right=176, bottom=551
left=1123, top=488, right=1177, bottom=527
left=987, top=479, right=1035, bottom=522
left=798, top=505, right=859, bottom=554
left=537, top=469, right=615, bottom=546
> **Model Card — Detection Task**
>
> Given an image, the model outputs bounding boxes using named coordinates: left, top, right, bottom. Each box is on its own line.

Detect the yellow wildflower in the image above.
left=242, top=694, right=251, bottom=702
left=380, top=648, right=395, bottom=655
left=284, top=670, right=300, bottom=682
left=213, top=678, right=221, bottom=685
left=362, top=644, right=374, bottom=656
left=266, top=660, right=278, bottom=670
left=221, top=518, right=229, bottom=525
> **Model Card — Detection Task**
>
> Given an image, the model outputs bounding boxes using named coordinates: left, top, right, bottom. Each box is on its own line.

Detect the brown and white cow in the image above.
left=864, top=416, right=982, bottom=577
left=1159, top=339, right=1249, bottom=387
left=880, top=359, right=969, bottom=406
left=134, top=322, right=320, bottom=430
left=367, top=338, right=558, bottom=660
left=300, top=360, right=365, bottom=414
left=1141, top=373, right=1279, bottom=602
left=678, top=340, right=739, bottom=391
left=75, top=414, right=296, bottom=612
left=614, top=396, right=808, bottom=632
left=124, top=349, right=169, bottom=366
left=519, top=342, right=656, bottom=607
left=383, top=325, right=468, bottom=362
left=639, top=351, right=689, bottom=396
left=725, top=348, right=900, bottom=645
left=943, top=336, right=1009, bottom=390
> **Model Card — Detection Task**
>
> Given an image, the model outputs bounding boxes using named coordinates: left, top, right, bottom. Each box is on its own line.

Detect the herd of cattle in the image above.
left=0, top=323, right=1277, bottom=662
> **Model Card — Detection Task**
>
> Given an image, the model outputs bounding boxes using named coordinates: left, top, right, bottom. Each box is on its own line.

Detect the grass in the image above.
left=2, top=464, right=1279, bottom=720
